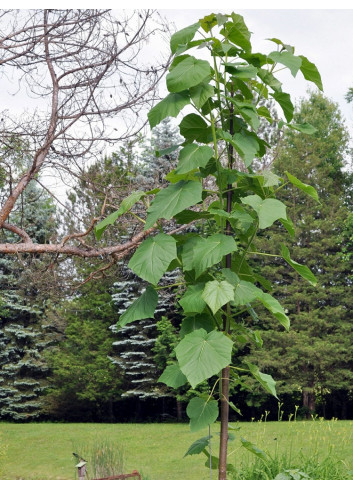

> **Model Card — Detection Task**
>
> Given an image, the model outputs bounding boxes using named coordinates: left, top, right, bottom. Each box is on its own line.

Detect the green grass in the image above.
left=1, top=419, right=353, bottom=480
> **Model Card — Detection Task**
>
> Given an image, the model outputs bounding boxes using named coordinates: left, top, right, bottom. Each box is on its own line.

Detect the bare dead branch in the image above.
left=0, top=9, right=172, bottom=262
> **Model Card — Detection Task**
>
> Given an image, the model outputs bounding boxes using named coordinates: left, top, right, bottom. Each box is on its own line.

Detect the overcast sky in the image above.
left=157, top=8, right=353, bottom=133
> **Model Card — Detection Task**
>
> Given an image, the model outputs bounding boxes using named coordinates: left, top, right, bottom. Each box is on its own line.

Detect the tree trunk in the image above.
left=218, top=87, right=234, bottom=480
left=176, top=399, right=182, bottom=421
left=303, top=389, right=315, bottom=418
left=218, top=366, right=230, bottom=480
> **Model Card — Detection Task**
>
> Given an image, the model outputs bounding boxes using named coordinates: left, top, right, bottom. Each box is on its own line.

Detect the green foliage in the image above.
left=0, top=182, right=59, bottom=421
left=243, top=92, right=353, bottom=416
left=96, top=11, right=322, bottom=475
left=128, top=234, right=177, bottom=285
left=186, top=396, right=219, bottom=432
left=44, top=281, right=122, bottom=421
left=117, top=286, right=158, bottom=328
left=175, top=329, right=233, bottom=389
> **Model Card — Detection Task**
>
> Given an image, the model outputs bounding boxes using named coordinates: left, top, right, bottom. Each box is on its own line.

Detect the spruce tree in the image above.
left=0, top=183, right=58, bottom=420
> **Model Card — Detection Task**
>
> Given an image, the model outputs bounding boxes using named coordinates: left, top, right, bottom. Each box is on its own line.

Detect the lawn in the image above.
left=1, top=419, right=353, bottom=480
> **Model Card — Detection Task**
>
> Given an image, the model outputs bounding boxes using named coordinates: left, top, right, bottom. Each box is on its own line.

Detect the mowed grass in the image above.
left=1, top=419, right=353, bottom=480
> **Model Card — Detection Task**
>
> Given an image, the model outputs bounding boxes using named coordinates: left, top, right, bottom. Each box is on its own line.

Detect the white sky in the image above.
left=2, top=6, right=353, bottom=201
left=157, top=8, right=353, bottom=133
left=2, top=7, right=353, bottom=130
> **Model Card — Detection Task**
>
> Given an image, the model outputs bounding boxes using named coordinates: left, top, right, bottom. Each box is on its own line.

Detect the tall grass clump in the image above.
left=227, top=410, right=353, bottom=480
left=229, top=448, right=351, bottom=480
left=73, top=438, right=125, bottom=480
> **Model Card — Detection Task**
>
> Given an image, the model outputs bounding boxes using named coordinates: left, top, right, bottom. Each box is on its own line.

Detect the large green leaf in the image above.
left=222, top=269, right=261, bottom=305
left=258, top=291, right=290, bottom=331
left=148, top=92, right=190, bottom=129
left=225, top=13, right=251, bottom=52
left=95, top=191, right=145, bottom=240
left=280, top=244, right=317, bottom=286
left=234, top=101, right=260, bottom=131
left=232, top=131, right=260, bottom=166
left=181, top=235, right=203, bottom=271
left=241, top=195, right=287, bottom=229
left=285, top=171, right=319, bottom=202
left=191, top=234, right=237, bottom=277
left=175, top=329, right=233, bottom=388
left=257, top=105, right=273, bottom=124
left=128, top=234, right=177, bottom=285
left=165, top=169, right=198, bottom=183
left=180, top=314, right=215, bottom=338
left=268, top=51, right=302, bottom=77
left=189, top=81, right=214, bottom=108
left=175, top=144, right=213, bottom=174
left=258, top=68, right=282, bottom=92
left=184, top=435, right=212, bottom=457
left=186, top=397, right=219, bottom=432
left=179, top=113, right=213, bottom=143
left=145, top=180, right=202, bottom=229
left=227, top=273, right=262, bottom=306
left=272, top=91, right=294, bottom=122
left=201, top=280, right=234, bottom=314
left=230, top=204, right=254, bottom=232
left=167, top=56, right=212, bottom=93
left=158, top=364, right=187, bottom=389
left=224, top=64, right=257, bottom=80
left=299, top=55, right=323, bottom=91
left=179, top=283, right=206, bottom=314
left=246, top=362, right=278, bottom=398
left=260, top=170, right=280, bottom=187
left=117, top=286, right=158, bottom=327
left=170, top=22, right=200, bottom=54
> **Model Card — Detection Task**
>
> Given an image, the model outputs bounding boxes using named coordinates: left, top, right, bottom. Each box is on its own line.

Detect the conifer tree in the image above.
left=0, top=183, right=58, bottom=420
left=244, top=92, right=353, bottom=417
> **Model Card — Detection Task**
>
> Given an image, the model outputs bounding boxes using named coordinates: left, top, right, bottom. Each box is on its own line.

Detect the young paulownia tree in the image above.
left=96, top=12, right=322, bottom=480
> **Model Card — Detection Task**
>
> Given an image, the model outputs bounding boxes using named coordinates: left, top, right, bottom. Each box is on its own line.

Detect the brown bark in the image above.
left=176, top=399, right=182, bottom=422
left=218, top=366, right=230, bottom=480
left=303, top=389, right=315, bottom=418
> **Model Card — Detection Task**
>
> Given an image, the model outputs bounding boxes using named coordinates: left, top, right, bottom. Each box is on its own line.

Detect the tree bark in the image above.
left=176, top=399, right=182, bottom=421
left=303, top=389, right=315, bottom=418
left=218, top=366, right=230, bottom=480
left=218, top=87, right=234, bottom=480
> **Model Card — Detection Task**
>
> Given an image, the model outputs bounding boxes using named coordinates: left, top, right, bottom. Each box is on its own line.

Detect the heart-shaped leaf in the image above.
left=186, top=396, right=219, bottom=432
left=158, top=364, right=187, bottom=389
left=175, top=329, right=233, bottom=388
left=128, top=234, right=177, bottom=285
left=145, top=180, right=202, bottom=229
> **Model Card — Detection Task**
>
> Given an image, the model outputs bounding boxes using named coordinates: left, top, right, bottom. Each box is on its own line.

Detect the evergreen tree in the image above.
left=110, top=267, right=180, bottom=404
left=0, top=183, right=58, bottom=420
left=44, top=281, right=122, bottom=422
left=244, top=92, right=353, bottom=418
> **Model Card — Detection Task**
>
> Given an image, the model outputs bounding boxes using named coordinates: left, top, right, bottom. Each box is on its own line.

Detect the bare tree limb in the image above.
left=0, top=9, right=172, bottom=261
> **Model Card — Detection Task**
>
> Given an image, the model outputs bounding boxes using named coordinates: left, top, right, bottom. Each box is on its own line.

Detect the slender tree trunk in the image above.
left=218, top=88, right=234, bottom=480
left=219, top=366, right=230, bottom=479
left=303, top=388, right=315, bottom=418
left=176, top=399, right=182, bottom=421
